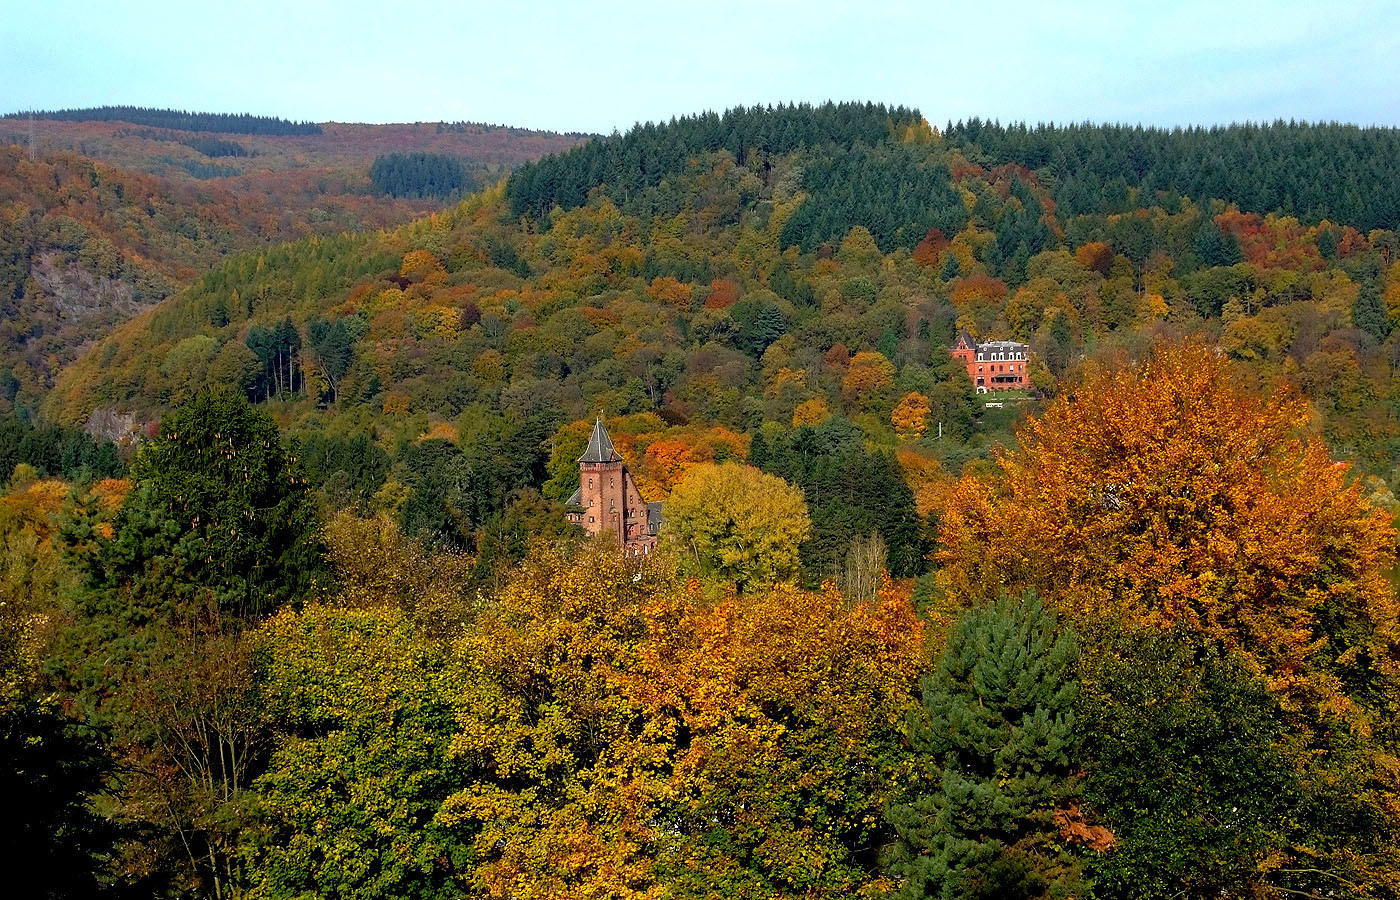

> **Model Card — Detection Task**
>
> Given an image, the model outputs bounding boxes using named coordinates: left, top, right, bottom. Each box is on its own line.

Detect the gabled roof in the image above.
left=953, top=328, right=976, bottom=349
left=579, top=416, right=622, bottom=463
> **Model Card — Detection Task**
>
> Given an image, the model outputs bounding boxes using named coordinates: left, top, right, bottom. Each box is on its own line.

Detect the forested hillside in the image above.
left=49, top=103, right=1400, bottom=500
left=0, top=109, right=586, bottom=414
left=7, top=102, right=1400, bottom=898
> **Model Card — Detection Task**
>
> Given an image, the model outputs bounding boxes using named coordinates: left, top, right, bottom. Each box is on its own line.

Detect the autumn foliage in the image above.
left=937, top=342, right=1399, bottom=721
left=441, top=546, right=925, bottom=898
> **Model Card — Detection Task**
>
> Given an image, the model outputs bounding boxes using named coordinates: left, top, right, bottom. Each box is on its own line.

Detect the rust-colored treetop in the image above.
left=938, top=341, right=1398, bottom=721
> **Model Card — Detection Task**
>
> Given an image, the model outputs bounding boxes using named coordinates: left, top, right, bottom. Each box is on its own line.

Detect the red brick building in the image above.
left=565, top=418, right=662, bottom=554
left=952, top=330, right=1031, bottom=393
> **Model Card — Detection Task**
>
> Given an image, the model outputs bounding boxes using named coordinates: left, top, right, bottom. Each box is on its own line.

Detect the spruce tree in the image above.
left=74, top=390, right=325, bottom=621
left=885, top=593, right=1083, bottom=900
left=1353, top=281, right=1391, bottom=340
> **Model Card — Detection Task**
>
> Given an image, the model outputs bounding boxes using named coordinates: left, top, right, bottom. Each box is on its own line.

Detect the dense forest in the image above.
left=942, top=119, right=1400, bottom=231
left=5, top=102, right=1400, bottom=899
left=370, top=152, right=477, bottom=200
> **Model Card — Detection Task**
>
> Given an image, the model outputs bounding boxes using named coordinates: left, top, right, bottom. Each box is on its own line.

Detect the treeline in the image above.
left=946, top=119, right=1400, bottom=231
left=506, top=100, right=925, bottom=219
left=5, top=106, right=322, bottom=135
left=0, top=413, right=123, bottom=481
left=436, top=120, right=594, bottom=139
left=369, top=151, right=475, bottom=200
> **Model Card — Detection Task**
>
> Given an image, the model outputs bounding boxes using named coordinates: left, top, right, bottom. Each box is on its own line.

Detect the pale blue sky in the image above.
left=3, top=0, right=1397, bottom=133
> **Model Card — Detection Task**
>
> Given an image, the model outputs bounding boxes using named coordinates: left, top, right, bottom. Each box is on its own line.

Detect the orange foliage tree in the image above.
left=911, top=227, right=949, bottom=267
left=949, top=273, right=1008, bottom=310
left=841, top=351, right=896, bottom=407
left=439, top=547, right=927, bottom=899
left=792, top=396, right=831, bottom=427
left=704, top=277, right=740, bottom=310
left=646, top=275, right=694, bottom=308
left=1074, top=241, right=1114, bottom=276
left=937, top=342, right=1399, bottom=723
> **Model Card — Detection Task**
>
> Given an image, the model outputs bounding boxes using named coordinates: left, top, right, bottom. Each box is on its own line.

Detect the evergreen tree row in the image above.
left=750, top=418, right=930, bottom=580
left=178, top=136, right=249, bottom=158
left=946, top=119, right=1400, bottom=231
left=0, top=414, right=124, bottom=481
left=779, top=143, right=966, bottom=252
left=4, top=106, right=321, bottom=135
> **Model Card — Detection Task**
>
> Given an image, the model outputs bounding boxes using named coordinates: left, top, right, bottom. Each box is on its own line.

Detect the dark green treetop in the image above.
left=885, top=593, right=1083, bottom=900
left=85, top=389, right=325, bottom=621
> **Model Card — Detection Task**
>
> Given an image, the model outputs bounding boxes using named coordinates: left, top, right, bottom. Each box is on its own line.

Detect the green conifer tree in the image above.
left=885, top=593, right=1083, bottom=900
left=1353, top=281, right=1391, bottom=340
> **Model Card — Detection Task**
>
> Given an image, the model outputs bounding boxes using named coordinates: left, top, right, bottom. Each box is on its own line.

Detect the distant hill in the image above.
left=0, top=110, right=588, bottom=412
left=3, top=106, right=323, bottom=135
left=0, top=113, right=589, bottom=183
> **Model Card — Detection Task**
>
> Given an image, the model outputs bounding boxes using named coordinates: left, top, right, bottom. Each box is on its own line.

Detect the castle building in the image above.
left=951, top=329, right=1031, bottom=393
left=565, top=418, right=663, bottom=554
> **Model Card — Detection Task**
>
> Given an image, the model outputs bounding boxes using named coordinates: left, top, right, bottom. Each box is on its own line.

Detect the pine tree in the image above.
left=1353, top=280, right=1391, bottom=340
left=885, top=593, right=1083, bottom=900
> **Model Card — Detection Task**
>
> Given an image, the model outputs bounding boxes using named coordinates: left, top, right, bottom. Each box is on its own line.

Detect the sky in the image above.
left=3, top=0, right=1397, bottom=134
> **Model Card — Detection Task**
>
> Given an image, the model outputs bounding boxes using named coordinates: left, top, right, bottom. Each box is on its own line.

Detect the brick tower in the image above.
left=565, top=417, right=661, bottom=554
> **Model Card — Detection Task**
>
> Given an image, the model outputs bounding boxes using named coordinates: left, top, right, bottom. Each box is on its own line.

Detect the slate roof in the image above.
left=579, top=417, right=622, bottom=463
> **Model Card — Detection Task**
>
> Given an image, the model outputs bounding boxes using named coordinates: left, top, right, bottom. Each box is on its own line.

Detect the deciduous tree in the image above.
left=662, top=462, right=809, bottom=591
left=891, top=391, right=931, bottom=439
left=937, top=342, right=1398, bottom=722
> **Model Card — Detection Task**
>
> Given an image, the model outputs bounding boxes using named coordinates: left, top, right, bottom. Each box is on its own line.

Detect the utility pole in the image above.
left=27, top=110, right=36, bottom=161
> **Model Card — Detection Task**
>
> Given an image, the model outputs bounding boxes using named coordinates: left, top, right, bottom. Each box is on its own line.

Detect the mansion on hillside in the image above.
left=952, top=330, right=1031, bottom=393
left=565, top=418, right=663, bottom=554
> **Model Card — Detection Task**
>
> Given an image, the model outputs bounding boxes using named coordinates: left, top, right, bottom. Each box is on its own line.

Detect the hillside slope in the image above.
left=1, top=111, right=586, bottom=411
left=46, top=104, right=1400, bottom=532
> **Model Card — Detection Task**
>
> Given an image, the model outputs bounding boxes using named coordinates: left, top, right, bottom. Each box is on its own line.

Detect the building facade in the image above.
left=565, top=418, right=663, bottom=554
left=951, top=329, right=1031, bottom=393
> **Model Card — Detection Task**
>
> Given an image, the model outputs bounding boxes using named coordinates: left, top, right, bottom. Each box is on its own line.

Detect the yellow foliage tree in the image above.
left=891, top=391, right=931, bottom=439
left=0, top=477, right=79, bottom=699
left=792, top=396, right=830, bottom=427
left=662, top=462, right=809, bottom=592
left=841, top=351, right=896, bottom=407
left=470, top=349, right=507, bottom=382
left=321, top=511, right=476, bottom=641
left=439, top=546, right=926, bottom=899
left=382, top=391, right=410, bottom=416
left=439, top=548, right=677, bottom=899
left=400, top=248, right=446, bottom=284
left=895, top=448, right=948, bottom=518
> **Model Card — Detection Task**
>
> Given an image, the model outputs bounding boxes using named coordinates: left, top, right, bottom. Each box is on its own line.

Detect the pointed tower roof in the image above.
left=579, top=416, right=622, bottom=463
left=953, top=328, right=976, bottom=350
